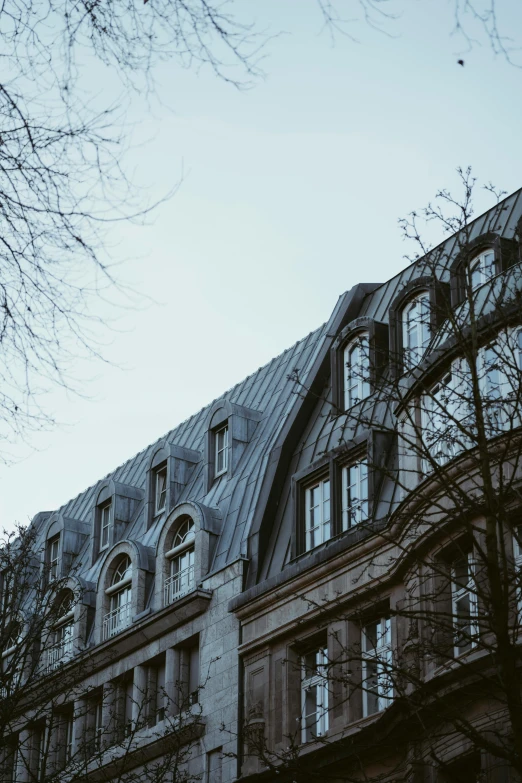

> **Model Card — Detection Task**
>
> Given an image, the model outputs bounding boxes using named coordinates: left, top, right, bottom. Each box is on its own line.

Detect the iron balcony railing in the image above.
left=102, top=602, right=132, bottom=640
left=46, top=634, right=74, bottom=672
left=164, top=565, right=195, bottom=607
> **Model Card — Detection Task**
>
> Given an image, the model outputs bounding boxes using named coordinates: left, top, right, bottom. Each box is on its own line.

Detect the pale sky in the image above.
left=3, top=0, right=522, bottom=529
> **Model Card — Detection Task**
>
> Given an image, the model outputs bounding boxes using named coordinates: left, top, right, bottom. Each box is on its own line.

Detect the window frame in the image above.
left=341, top=460, right=368, bottom=530
left=154, top=465, right=168, bottom=515
left=451, top=551, right=478, bottom=657
left=401, top=291, right=431, bottom=370
left=300, top=646, right=329, bottom=743
left=103, top=556, right=133, bottom=640
left=214, top=424, right=229, bottom=477
left=361, top=616, right=393, bottom=717
left=303, top=474, right=331, bottom=552
left=468, top=248, right=496, bottom=290
left=99, top=501, right=112, bottom=552
left=164, top=518, right=196, bottom=606
left=343, top=333, right=370, bottom=410
left=47, top=536, right=60, bottom=582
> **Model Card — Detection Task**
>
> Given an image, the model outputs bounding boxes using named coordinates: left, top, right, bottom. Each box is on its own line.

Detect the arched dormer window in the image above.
left=46, top=591, right=74, bottom=672
left=344, top=334, right=370, bottom=410
left=469, top=249, right=496, bottom=290
left=164, top=518, right=195, bottom=606
left=103, top=555, right=132, bottom=640
left=402, top=292, right=431, bottom=370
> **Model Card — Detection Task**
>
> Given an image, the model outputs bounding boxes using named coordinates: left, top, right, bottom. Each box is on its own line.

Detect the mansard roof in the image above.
left=29, top=313, right=334, bottom=585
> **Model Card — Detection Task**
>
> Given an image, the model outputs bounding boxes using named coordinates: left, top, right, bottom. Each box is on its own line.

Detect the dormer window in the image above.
left=214, top=425, right=229, bottom=477
left=47, top=592, right=74, bottom=672
left=104, top=556, right=132, bottom=639
left=164, top=518, right=195, bottom=606
left=99, top=502, right=111, bottom=551
left=341, top=460, right=368, bottom=529
left=402, top=293, right=431, bottom=369
left=469, top=249, right=496, bottom=290
left=304, top=476, right=331, bottom=551
left=155, top=466, right=167, bottom=514
left=344, top=334, right=370, bottom=410
left=47, top=536, right=60, bottom=582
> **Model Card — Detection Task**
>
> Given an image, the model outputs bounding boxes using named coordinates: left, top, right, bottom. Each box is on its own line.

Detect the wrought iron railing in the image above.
left=102, top=602, right=132, bottom=640
left=164, top=565, right=195, bottom=607
left=46, top=634, right=73, bottom=672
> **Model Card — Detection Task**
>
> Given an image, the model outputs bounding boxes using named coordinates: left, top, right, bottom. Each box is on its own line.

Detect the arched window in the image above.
left=104, top=556, right=132, bottom=640
left=47, top=591, right=74, bottom=671
left=402, top=293, right=431, bottom=369
left=343, top=334, right=370, bottom=409
left=164, top=519, right=195, bottom=606
left=469, top=249, right=496, bottom=290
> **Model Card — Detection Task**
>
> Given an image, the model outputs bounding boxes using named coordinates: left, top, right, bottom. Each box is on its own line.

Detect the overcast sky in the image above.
left=2, top=0, right=522, bottom=529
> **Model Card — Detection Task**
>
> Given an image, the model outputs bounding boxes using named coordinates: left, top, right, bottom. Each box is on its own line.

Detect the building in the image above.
left=2, top=188, right=522, bottom=783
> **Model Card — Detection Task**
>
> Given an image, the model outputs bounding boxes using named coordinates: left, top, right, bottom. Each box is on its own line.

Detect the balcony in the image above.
left=164, top=565, right=195, bottom=607
left=103, top=602, right=132, bottom=640
left=46, top=635, right=74, bottom=672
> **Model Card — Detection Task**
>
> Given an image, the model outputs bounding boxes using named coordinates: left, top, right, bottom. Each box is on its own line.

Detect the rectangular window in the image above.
left=207, top=749, right=222, bottom=783
left=301, top=647, right=329, bottom=743
left=304, top=477, right=331, bottom=551
left=188, top=644, right=200, bottom=705
left=342, top=461, right=368, bottom=529
left=65, top=713, right=74, bottom=764
left=215, top=425, right=229, bottom=476
left=451, top=553, right=478, bottom=656
left=514, top=526, right=522, bottom=618
left=362, top=617, right=392, bottom=717
left=100, top=502, right=111, bottom=550
left=155, top=662, right=166, bottom=723
left=47, top=536, right=60, bottom=581
left=155, top=467, right=167, bottom=513
left=94, top=698, right=103, bottom=752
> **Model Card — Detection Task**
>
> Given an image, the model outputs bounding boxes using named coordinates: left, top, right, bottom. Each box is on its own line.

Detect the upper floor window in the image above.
left=451, top=552, right=478, bottom=656
left=304, top=477, right=331, bottom=552
left=341, top=461, right=368, bottom=530
left=47, top=536, right=60, bottom=582
left=469, top=249, right=496, bottom=290
left=100, top=501, right=112, bottom=551
left=214, top=425, right=229, bottom=477
left=164, top=518, right=195, bottom=606
left=344, top=334, right=370, bottom=409
left=362, top=617, right=392, bottom=717
left=104, top=556, right=132, bottom=640
left=513, top=526, right=522, bottom=618
left=47, top=592, right=74, bottom=672
left=301, top=646, right=328, bottom=743
left=402, top=293, right=431, bottom=370
left=155, top=466, right=167, bottom=514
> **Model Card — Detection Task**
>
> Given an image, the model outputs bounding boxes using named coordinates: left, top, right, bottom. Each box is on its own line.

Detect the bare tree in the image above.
left=0, top=523, right=206, bottom=783
left=233, top=171, right=522, bottom=782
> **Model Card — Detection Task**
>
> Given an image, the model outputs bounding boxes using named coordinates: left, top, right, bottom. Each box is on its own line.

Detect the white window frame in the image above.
left=362, top=617, right=392, bottom=717
left=103, top=557, right=132, bottom=640
left=47, top=536, right=60, bottom=582
left=304, top=477, right=331, bottom=551
left=469, top=249, right=496, bottom=290
left=402, top=292, right=431, bottom=370
left=341, top=461, right=368, bottom=529
left=164, top=519, right=196, bottom=606
left=301, top=647, right=329, bottom=743
left=451, top=552, right=478, bottom=657
left=99, top=502, right=112, bottom=551
left=214, top=425, right=229, bottom=477
left=344, top=334, right=370, bottom=410
left=155, top=466, right=168, bottom=514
